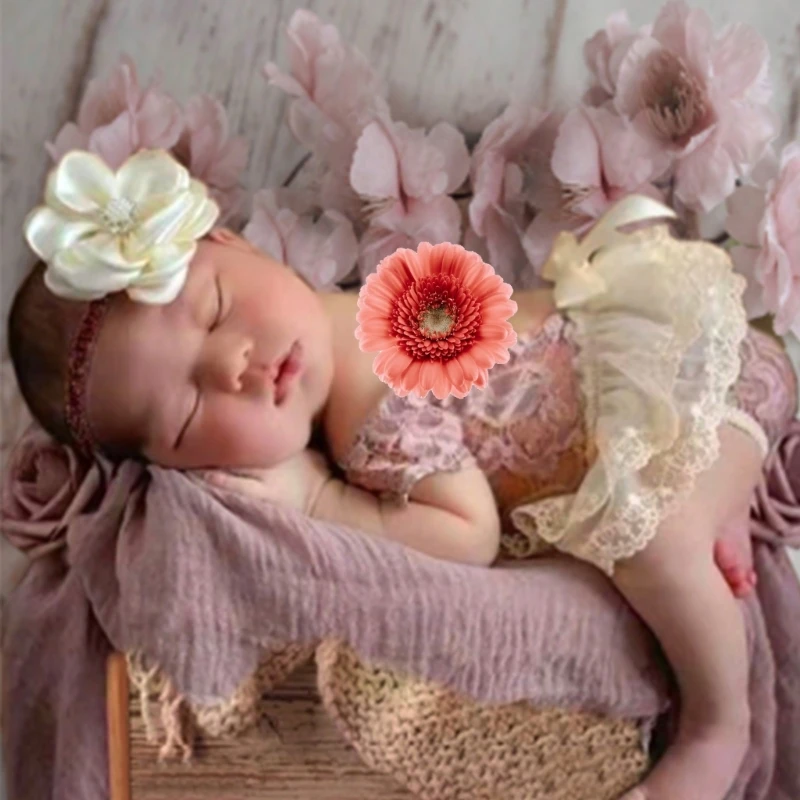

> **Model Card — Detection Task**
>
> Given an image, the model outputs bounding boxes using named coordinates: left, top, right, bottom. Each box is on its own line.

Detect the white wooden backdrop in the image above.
left=1, top=0, right=800, bottom=605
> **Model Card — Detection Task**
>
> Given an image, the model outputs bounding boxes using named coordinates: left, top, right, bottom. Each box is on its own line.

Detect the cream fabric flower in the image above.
left=541, top=194, right=676, bottom=308
left=24, top=149, right=219, bottom=304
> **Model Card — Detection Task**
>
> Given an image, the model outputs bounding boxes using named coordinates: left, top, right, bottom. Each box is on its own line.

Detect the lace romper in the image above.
left=338, top=226, right=797, bottom=574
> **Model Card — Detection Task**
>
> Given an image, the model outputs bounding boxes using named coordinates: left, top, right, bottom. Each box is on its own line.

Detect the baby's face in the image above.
left=87, top=230, right=334, bottom=469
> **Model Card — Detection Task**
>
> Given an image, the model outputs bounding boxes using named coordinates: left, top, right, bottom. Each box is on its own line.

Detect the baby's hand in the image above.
left=198, top=449, right=331, bottom=514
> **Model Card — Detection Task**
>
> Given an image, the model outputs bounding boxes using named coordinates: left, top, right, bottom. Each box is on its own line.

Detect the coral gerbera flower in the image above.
left=355, top=242, right=517, bottom=400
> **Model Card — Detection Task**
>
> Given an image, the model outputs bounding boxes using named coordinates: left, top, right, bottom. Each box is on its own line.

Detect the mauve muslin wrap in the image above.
left=1, top=427, right=800, bottom=800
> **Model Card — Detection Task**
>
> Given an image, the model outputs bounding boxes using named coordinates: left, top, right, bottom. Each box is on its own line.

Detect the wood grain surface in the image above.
left=130, top=663, right=413, bottom=799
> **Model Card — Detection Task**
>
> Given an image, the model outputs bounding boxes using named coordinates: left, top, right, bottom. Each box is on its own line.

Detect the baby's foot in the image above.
left=714, top=538, right=757, bottom=598
left=619, top=716, right=749, bottom=800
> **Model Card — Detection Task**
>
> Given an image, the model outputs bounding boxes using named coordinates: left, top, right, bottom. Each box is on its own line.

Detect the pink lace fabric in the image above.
left=340, top=394, right=478, bottom=502
left=339, top=315, right=588, bottom=542
left=339, top=318, right=794, bottom=555
left=730, top=327, right=797, bottom=450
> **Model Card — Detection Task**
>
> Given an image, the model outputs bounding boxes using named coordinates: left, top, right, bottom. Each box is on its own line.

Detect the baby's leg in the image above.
left=615, top=425, right=763, bottom=800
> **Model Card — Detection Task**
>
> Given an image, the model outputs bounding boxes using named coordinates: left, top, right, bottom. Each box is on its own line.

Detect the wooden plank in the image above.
left=540, top=0, right=569, bottom=108
left=786, top=23, right=800, bottom=140
left=108, top=654, right=132, bottom=800
left=130, top=663, right=413, bottom=800
left=0, top=0, right=109, bottom=345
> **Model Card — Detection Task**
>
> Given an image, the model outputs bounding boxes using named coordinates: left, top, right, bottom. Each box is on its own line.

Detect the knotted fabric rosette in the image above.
left=24, top=149, right=220, bottom=304
left=355, top=242, right=518, bottom=400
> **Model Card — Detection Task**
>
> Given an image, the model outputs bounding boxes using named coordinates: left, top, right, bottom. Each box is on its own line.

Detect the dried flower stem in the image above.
left=684, top=209, right=701, bottom=240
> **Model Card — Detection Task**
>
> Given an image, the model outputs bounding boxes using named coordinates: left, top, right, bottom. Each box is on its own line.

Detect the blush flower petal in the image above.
left=468, top=102, right=553, bottom=285
left=264, top=9, right=389, bottom=218
left=583, top=10, right=652, bottom=104
left=242, top=189, right=358, bottom=290
left=524, top=105, right=665, bottom=273
left=350, top=120, right=401, bottom=201
left=725, top=143, right=800, bottom=334
left=351, top=112, right=469, bottom=280
left=356, top=242, right=517, bottom=399
left=47, top=56, right=183, bottom=170
left=607, top=0, right=777, bottom=211
left=172, top=95, right=249, bottom=223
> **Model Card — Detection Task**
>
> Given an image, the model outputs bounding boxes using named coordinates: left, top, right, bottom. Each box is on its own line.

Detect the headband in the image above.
left=24, top=149, right=220, bottom=452
left=64, top=298, right=110, bottom=453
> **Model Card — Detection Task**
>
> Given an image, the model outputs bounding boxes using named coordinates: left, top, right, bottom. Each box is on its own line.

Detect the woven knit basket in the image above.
left=316, top=640, right=649, bottom=800
left=128, top=641, right=650, bottom=799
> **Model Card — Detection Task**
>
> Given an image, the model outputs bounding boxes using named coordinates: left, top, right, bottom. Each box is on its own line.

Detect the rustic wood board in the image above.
left=1, top=0, right=109, bottom=330
left=130, top=663, right=414, bottom=799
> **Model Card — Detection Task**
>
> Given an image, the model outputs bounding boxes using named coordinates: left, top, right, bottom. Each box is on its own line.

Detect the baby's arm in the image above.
left=312, top=468, right=501, bottom=566
left=201, top=450, right=501, bottom=567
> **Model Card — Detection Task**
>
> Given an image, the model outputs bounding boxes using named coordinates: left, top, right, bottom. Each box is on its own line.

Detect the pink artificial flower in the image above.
left=583, top=10, right=651, bottom=106
left=611, top=0, right=778, bottom=211
left=242, top=189, right=358, bottom=290
left=726, top=143, right=800, bottom=335
left=0, top=359, right=32, bottom=476
left=264, top=9, right=389, bottom=214
left=0, top=428, right=101, bottom=559
left=468, top=102, right=554, bottom=286
left=350, top=113, right=470, bottom=279
left=47, top=55, right=183, bottom=170
left=523, top=105, right=666, bottom=270
left=172, top=95, right=249, bottom=224
left=750, top=419, right=800, bottom=547
left=355, top=242, right=517, bottom=400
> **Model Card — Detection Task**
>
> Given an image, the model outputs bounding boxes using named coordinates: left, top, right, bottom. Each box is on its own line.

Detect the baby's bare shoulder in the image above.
left=510, top=288, right=557, bottom=336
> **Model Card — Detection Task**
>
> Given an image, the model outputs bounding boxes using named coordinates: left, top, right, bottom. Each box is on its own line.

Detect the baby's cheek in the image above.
left=204, top=401, right=308, bottom=469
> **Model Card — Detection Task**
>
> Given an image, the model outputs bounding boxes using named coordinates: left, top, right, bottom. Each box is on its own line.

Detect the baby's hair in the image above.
left=8, top=262, right=88, bottom=446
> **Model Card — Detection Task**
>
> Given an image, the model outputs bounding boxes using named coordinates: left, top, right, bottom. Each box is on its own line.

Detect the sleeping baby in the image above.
left=10, top=148, right=784, bottom=800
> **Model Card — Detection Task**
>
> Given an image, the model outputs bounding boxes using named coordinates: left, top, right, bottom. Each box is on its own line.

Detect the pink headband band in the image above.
left=65, top=298, right=110, bottom=454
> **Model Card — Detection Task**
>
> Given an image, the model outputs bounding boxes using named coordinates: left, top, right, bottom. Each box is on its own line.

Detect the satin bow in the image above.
left=541, top=195, right=677, bottom=308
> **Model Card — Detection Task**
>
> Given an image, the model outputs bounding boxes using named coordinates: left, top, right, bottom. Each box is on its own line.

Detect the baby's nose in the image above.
left=198, top=333, right=253, bottom=392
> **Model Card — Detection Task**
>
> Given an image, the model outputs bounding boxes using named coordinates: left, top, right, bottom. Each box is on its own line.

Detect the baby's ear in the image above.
left=208, top=227, right=262, bottom=255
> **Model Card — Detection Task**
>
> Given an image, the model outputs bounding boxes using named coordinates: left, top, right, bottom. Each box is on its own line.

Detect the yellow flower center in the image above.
left=420, top=305, right=455, bottom=338
left=101, top=197, right=138, bottom=235
left=643, top=50, right=708, bottom=146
